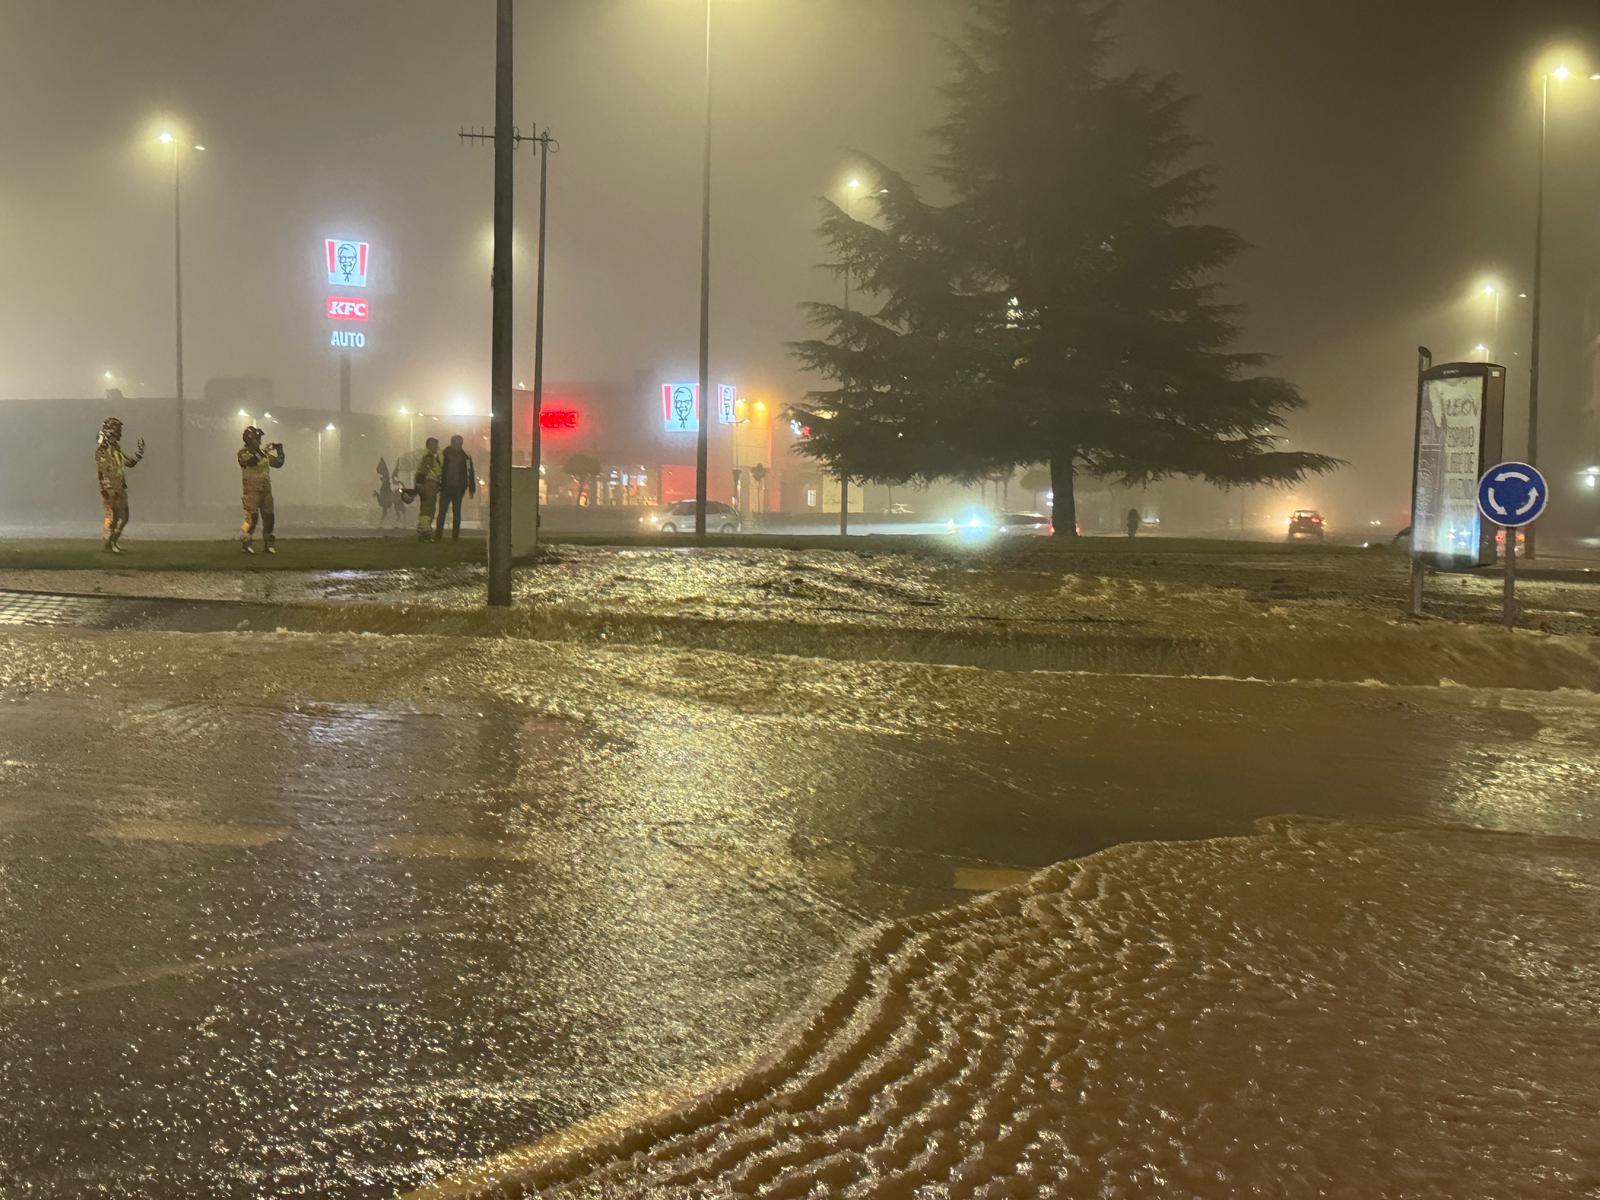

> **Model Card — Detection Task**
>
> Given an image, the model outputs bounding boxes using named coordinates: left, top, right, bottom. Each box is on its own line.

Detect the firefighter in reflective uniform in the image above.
left=95, top=417, right=144, bottom=553
left=238, top=426, right=286, bottom=553
left=413, top=437, right=443, bottom=542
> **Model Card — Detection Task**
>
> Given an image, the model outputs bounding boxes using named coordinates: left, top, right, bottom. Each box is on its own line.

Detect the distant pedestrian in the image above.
left=436, top=435, right=477, bottom=540
left=238, top=426, right=286, bottom=554
left=1126, top=507, right=1141, bottom=539
left=413, top=437, right=443, bottom=542
left=94, top=417, right=144, bottom=553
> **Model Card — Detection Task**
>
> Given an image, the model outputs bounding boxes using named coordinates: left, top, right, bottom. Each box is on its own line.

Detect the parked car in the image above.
left=997, top=512, right=1053, bottom=536
left=641, top=500, right=741, bottom=534
left=1286, top=510, right=1326, bottom=541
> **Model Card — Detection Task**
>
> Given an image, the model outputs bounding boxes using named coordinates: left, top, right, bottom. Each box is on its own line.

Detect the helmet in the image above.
left=242, top=426, right=264, bottom=445
left=98, top=417, right=123, bottom=446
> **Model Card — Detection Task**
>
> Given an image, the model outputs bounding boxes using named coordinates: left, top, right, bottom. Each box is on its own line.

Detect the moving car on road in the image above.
left=641, top=500, right=741, bottom=535
left=1286, top=510, right=1326, bottom=541
left=997, top=512, right=1053, bottom=536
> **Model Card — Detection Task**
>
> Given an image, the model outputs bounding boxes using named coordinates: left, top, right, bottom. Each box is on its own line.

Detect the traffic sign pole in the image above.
left=1502, top=527, right=1518, bottom=628
left=1476, top=461, right=1548, bottom=632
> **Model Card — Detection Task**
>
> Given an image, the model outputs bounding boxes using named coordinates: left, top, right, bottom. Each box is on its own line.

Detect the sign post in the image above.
left=1407, top=359, right=1507, bottom=617
left=1476, top=461, right=1548, bottom=629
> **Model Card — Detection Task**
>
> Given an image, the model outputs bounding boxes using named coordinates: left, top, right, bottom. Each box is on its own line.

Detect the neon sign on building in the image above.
left=662, top=383, right=700, bottom=433
left=539, top=409, right=579, bottom=431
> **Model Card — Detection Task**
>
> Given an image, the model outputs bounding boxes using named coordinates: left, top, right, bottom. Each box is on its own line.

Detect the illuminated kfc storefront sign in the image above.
left=326, top=296, right=369, bottom=321
left=323, top=237, right=372, bottom=352
left=662, top=383, right=700, bottom=433
left=539, top=409, right=579, bottom=430
left=326, top=239, right=370, bottom=288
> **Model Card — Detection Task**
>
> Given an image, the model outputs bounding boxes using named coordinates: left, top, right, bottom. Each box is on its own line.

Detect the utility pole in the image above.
left=529, top=127, right=556, bottom=557
left=488, top=0, right=515, bottom=606
left=694, top=0, right=714, bottom=540
left=462, top=108, right=552, bottom=576
left=172, top=146, right=186, bottom=519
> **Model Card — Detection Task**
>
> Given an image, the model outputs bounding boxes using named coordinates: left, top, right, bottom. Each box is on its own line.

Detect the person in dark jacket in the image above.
left=1126, top=507, right=1142, bottom=539
left=436, top=435, right=478, bottom=540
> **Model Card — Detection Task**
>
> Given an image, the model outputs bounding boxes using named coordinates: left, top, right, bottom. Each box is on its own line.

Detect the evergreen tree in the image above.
left=791, top=0, right=1337, bottom=534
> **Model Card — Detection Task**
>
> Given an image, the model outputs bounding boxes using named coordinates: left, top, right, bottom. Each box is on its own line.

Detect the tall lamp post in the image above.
left=693, top=0, right=714, bottom=541
left=157, top=131, right=203, bottom=520
left=1482, top=282, right=1501, bottom=359
left=838, top=178, right=862, bottom=536
left=1526, top=65, right=1600, bottom=558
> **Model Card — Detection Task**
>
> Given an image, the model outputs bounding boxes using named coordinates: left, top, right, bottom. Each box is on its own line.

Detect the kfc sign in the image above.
left=326, top=239, right=370, bottom=287
left=539, top=409, right=579, bottom=431
left=661, top=383, right=700, bottom=433
left=326, top=296, right=369, bottom=321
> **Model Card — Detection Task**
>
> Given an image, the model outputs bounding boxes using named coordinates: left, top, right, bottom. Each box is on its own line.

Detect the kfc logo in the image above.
left=326, top=296, right=370, bottom=321
left=325, top=239, right=370, bottom=288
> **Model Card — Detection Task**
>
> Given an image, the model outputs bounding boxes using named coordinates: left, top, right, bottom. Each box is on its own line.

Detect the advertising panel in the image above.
left=1411, top=363, right=1505, bottom=569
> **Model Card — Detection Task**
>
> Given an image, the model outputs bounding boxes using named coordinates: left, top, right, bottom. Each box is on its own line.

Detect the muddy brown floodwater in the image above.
left=0, top=627, right=1597, bottom=1197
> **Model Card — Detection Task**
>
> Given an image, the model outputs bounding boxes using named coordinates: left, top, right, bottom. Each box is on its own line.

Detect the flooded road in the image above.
left=1, top=628, right=1598, bottom=1196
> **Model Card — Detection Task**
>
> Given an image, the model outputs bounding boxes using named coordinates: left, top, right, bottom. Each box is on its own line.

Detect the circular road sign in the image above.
left=1477, top=461, right=1549, bottom=528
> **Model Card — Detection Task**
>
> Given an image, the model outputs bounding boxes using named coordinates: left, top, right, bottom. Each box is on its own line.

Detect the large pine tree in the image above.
left=791, top=0, right=1336, bottom=533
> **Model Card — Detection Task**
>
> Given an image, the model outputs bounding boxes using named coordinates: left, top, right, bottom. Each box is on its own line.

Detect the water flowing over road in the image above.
left=2, top=623, right=1598, bottom=1196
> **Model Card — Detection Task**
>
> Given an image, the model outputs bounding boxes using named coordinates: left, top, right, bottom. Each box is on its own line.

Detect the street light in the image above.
left=1481, top=282, right=1502, bottom=360
left=156, top=128, right=204, bottom=520
left=1527, top=60, right=1597, bottom=556
left=837, top=177, right=867, bottom=535
left=693, top=0, right=714, bottom=541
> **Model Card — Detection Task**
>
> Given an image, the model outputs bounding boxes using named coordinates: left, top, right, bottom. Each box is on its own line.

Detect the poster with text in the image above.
left=1413, top=373, right=1486, bottom=562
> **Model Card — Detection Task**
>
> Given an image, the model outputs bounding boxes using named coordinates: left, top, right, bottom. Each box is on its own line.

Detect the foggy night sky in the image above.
left=5, top=0, right=1600, bottom=520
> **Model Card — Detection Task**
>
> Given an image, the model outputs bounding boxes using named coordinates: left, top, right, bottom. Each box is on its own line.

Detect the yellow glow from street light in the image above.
left=157, top=130, right=174, bottom=144
left=1554, top=65, right=1571, bottom=80
left=848, top=178, right=861, bottom=189
left=325, top=423, right=337, bottom=432
left=398, top=405, right=409, bottom=415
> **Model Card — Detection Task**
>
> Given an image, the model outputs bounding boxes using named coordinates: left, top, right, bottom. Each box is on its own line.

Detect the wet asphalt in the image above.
left=0, top=621, right=1597, bottom=1198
